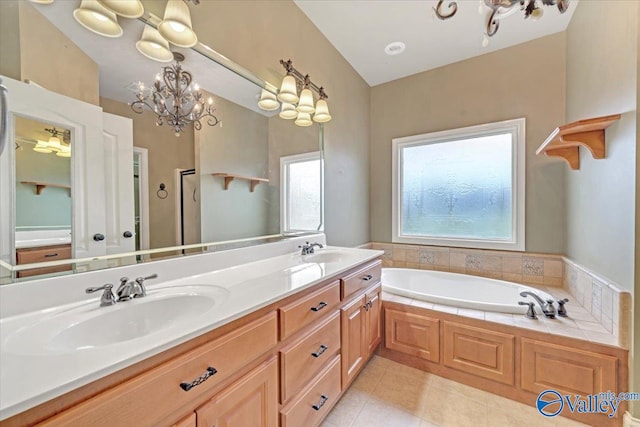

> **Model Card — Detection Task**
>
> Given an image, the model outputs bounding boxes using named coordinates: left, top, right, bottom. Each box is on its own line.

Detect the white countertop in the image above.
left=0, top=245, right=383, bottom=420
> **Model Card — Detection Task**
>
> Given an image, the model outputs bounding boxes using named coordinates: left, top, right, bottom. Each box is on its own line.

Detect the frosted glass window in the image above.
left=281, top=152, right=323, bottom=232
left=392, top=119, right=525, bottom=251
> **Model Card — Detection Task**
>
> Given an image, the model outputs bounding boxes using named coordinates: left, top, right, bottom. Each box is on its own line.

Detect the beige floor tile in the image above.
left=319, top=421, right=339, bottom=427
left=351, top=398, right=422, bottom=427
left=553, top=415, right=590, bottom=426
left=370, top=370, right=431, bottom=417
left=419, top=420, right=441, bottom=427
left=351, top=359, right=387, bottom=393
left=324, top=388, right=368, bottom=427
left=421, top=388, right=488, bottom=427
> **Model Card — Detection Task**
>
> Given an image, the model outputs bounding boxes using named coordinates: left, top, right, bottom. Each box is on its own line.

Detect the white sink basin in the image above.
left=302, top=249, right=348, bottom=264
left=4, top=285, right=228, bottom=355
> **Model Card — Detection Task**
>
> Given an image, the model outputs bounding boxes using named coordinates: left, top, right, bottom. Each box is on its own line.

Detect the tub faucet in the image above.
left=519, top=291, right=556, bottom=318
left=299, top=241, right=324, bottom=255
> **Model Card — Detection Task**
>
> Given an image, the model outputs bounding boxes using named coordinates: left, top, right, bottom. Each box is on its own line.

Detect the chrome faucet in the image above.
left=86, top=284, right=117, bottom=307
left=299, top=241, right=324, bottom=255
left=132, top=274, right=158, bottom=298
left=116, top=274, right=158, bottom=301
left=520, top=291, right=556, bottom=318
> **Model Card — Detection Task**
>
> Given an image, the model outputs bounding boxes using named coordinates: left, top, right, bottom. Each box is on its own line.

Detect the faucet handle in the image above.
left=133, top=273, right=158, bottom=298
left=556, top=298, right=569, bottom=317
left=518, top=301, right=537, bottom=319
left=86, top=284, right=117, bottom=307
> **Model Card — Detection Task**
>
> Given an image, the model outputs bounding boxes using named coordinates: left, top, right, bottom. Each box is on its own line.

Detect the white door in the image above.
left=103, top=112, right=135, bottom=255
left=0, top=76, right=106, bottom=265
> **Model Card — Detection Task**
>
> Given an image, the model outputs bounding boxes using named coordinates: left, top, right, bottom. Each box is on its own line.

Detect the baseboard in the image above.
left=624, top=411, right=640, bottom=427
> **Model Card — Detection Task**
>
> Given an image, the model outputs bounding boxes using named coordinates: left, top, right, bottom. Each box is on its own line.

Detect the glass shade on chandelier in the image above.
left=158, top=0, right=198, bottom=48
left=277, top=76, right=299, bottom=104
left=33, top=135, right=71, bottom=157
left=136, top=26, right=173, bottom=62
left=279, top=102, right=298, bottom=120
left=98, top=0, right=144, bottom=19
left=296, top=88, right=315, bottom=114
left=73, top=0, right=123, bottom=38
left=257, top=90, right=279, bottom=111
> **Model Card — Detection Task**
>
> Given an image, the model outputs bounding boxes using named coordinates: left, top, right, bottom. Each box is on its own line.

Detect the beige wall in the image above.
left=197, top=94, right=271, bottom=242
left=100, top=97, right=195, bottom=250
left=145, top=0, right=372, bottom=247
left=565, top=1, right=637, bottom=292
left=0, top=1, right=21, bottom=81
left=370, top=33, right=566, bottom=253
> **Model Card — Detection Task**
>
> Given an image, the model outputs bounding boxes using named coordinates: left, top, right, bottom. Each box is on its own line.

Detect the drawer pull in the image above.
left=44, top=253, right=59, bottom=258
left=312, top=395, right=329, bottom=411
left=179, top=366, right=217, bottom=391
left=310, top=301, right=328, bottom=312
left=362, top=274, right=373, bottom=281
left=311, top=344, right=328, bottom=358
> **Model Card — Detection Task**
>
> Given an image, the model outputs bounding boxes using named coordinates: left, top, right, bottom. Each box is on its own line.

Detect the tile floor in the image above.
left=321, top=356, right=588, bottom=427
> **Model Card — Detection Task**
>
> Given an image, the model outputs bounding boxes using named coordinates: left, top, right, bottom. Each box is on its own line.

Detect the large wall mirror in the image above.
left=0, top=2, right=324, bottom=284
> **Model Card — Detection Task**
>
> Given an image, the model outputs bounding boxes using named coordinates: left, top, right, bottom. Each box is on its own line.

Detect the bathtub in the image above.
left=381, top=268, right=555, bottom=314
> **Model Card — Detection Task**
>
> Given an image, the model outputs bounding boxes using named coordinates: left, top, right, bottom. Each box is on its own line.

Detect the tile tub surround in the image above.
left=370, top=242, right=630, bottom=348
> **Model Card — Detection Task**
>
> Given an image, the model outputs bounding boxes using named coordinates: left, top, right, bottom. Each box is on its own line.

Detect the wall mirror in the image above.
left=0, top=1, right=324, bottom=284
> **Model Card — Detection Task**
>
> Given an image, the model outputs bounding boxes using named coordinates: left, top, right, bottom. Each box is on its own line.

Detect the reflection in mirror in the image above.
left=0, top=1, right=325, bottom=284
left=14, top=117, right=72, bottom=278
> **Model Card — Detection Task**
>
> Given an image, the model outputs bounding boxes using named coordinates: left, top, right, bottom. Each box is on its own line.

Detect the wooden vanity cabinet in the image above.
left=16, top=244, right=72, bottom=278
left=9, top=257, right=384, bottom=427
left=340, top=283, right=382, bottom=387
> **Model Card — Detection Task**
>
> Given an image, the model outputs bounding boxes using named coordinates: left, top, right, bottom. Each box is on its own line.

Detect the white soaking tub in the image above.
left=381, top=268, right=555, bottom=314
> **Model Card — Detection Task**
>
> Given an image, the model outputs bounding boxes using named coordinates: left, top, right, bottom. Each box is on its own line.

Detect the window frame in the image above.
left=391, top=118, right=526, bottom=251
left=280, top=151, right=324, bottom=234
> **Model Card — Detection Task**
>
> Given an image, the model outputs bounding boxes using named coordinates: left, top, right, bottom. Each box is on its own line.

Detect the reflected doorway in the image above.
left=133, top=147, right=150, bottom=253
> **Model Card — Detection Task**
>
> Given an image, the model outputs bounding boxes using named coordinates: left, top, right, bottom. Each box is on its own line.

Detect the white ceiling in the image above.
left=295, top=0, right=578, bottom=86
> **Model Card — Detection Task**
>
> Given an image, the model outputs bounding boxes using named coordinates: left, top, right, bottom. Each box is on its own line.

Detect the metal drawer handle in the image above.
left=44, top=253, right=59, bottom=258
left=310, top=301, right=327, bottom=312
left=180, top=367, right=217, bottom=391
left=362, top=274, right=373, bottom=281
left=312, top=395, right=329, bottom=411
left=311, top=344, right=328, bottom=358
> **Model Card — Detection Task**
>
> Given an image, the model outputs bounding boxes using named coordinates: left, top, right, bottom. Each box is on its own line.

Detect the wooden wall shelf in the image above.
left=212, top=173, right=269, bottom=192
left=536, top=114, right=621, bottom=170
left=20, top=181, right=71, bottom=196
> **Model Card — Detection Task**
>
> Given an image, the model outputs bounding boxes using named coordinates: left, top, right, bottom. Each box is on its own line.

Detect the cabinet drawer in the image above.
left=279, top=280, right=340, bottom=340
left=40, top=312, right=278, bottom=427
left=280, top=311, right=340, bottom=403
left=443, top=321, right=515, bottom=385
left=385, top=308, right=440, bottom=363
left=341, top=260, right=381, bottom=299
left=280, top=355, right=341, bottom=427
left=521, top=338, right=617, bottom=395
left=16, top=245, right=71, bottom=264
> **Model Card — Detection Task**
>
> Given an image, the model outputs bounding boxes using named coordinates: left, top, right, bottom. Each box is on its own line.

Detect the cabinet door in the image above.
left=196, top=356, right=278, bottom=427
left=171, top=413, right=196, bottom=427
left=365, top=288, right=382, bottom=355
left=341, top=295, right=366, bottom=388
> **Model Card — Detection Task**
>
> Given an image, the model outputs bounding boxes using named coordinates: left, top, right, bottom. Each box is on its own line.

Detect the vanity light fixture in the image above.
left=434, top=0, right=570, bottom=42
left=73, top=0, right=123, bottom=38
left=28, top=0, right=54, bottom=4
left=263, top=59, right=331, bottom=125
left=158, top=0, right=198, bottom=48
left=136, top=26, right=174, bottom=63
left=33, top=127, right=71, bottom=157
left=98, top=0, right=144, bottom=19
left=257, top=89, right=279, bottom=111
left=130, top=52, right=220, bottom=136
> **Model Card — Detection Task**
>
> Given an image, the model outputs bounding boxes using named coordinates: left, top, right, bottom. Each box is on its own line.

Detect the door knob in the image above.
left=93, top=233, right=105, bottom=242
left=123, top=231, right=133, bottom=238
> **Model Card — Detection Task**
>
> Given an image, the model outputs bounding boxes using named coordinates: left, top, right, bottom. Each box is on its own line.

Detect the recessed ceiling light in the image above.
left=384, top=42, right=405, bottom=56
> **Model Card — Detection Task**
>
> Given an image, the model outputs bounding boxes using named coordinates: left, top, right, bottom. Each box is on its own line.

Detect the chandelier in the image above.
left=130, top=52, right=220, bottom=136
left=33, top=127, right=71, bottom=158
left=434, top=0, right=570, bottom=42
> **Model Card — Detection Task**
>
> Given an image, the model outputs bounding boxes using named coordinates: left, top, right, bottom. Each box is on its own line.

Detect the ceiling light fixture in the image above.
left=73, top=0, right=123, bottom=38
left=384, top=42, right=406, bottom=56
left=434, top=0, right=570, bottom=41
left=33, top=127, right=71, bottom=157
left=263, top=59, right=331, bottom=125
left=130, top=52, right=220, bottom=136
left=28, top=0, right=55, bottom=4
left=136, top=26, right=174, bottom=62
